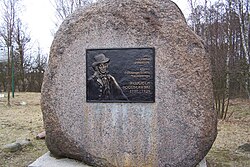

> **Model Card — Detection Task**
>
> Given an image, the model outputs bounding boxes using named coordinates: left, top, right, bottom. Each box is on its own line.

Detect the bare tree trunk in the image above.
left=0, top=0, right=21, bottom=105
left=246, top=0, right=250, bottom=98
left=188, top=0, right=197, bottom=32
left=237, top=0, right=250, bottom=98
left=15, top=18, right=30, bottom=92
left=7, top=46, right=11, bottom=106
left=223, top=97, right=230, bottom=120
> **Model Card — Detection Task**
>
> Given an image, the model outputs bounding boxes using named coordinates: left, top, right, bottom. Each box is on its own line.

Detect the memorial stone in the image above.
left=41, top=0, right=217, bottom=166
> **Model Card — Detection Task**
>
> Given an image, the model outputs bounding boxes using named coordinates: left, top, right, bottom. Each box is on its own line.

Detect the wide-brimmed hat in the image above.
left=92, top=53, right=110, bottom=67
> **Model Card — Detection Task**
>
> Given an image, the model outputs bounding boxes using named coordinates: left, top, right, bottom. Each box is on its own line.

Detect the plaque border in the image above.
left=86, top=47, right=155, bottom=103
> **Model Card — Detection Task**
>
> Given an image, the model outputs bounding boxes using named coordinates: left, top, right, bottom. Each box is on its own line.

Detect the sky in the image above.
left=22, top=0, right=55, bottom=53
left=21, top=0, right=191, bottom=54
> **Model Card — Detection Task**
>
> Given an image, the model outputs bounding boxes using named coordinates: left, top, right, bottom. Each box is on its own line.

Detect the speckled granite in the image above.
left=41, top=0, right=217, bottom=166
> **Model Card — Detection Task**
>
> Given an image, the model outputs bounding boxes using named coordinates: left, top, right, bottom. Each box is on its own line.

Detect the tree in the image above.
left=0, top=0, right=21, bottom=106
left=51, top=0, right=93, bottom=32
left=25, top=46, right=47, bottom=92
left=188, top=0, right=198, bottom=32
left=14, top=18, right=31, bottom=91
left=235, top=0, right=250, bottom=98
left=0, top=47, right=8, bottom=92
left=187, top=0, right=250, bottom=119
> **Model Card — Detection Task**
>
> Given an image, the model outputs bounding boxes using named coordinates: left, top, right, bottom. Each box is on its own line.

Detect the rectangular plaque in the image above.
left=86, top=48, right=155, bottom=103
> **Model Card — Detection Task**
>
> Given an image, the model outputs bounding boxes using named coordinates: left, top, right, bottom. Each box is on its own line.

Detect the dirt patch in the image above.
left=0, top=93, right=249, bottom=166
left=0, top=92, right=48, bottom=167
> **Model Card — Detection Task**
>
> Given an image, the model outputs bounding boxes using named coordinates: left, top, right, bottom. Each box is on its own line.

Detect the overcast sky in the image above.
left=22, top=0, right=55, bottom=53
left=21, top=0, right=191, bottom=54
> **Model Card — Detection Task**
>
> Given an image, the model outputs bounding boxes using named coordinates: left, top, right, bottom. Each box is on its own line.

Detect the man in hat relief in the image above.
left=87, top=53, right=128, bottom=101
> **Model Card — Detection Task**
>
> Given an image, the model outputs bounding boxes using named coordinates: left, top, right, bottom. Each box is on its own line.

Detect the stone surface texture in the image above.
left=41, top=0, right=217, bottom=166
left=3, top=143, right=22, bottom=152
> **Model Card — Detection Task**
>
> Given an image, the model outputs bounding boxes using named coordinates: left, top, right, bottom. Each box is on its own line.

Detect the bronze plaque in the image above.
left=86, top=48, right=155, bottom=103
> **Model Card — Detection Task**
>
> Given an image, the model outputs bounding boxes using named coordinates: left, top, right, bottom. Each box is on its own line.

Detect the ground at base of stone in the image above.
left=28, top=152, right=91, bottom=167
left=0, top=92, right=48, bottom=167
left=28, top=152, right=207, bottom=167
left=1, top=93, right=249, bottom=166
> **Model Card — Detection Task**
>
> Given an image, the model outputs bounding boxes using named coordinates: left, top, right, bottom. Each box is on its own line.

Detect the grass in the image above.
left=0, top=92, right=48, bottom=167
left=0, top=93, right=249, bottom=166
left=206, top=99, right=250, bottom=167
